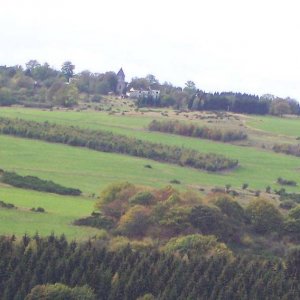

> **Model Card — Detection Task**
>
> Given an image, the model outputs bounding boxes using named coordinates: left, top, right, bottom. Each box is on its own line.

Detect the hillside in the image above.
left=1, top=105, right=300, bottom=298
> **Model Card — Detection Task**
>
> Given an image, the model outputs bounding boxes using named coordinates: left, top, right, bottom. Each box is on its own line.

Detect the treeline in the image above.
left=148, top=119, right=247, bottom=142
left=0, top=170, right=81, bottom=195
left=131, top=76, right=299, bottom=116
left=1, top=61, right=299, bottom=117
left=0, top=118, right=238, bottom=172
left=0, top=234, right=300, bottom=299
left=0, top=61, right=118, bottom=107
left=273, top=143, right=300, bottom=157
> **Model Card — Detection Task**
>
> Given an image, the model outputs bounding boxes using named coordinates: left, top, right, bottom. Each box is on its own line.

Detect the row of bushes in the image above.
left=148, top=119, right=247, bottom=142
left=0, top=171, right=81, bottom=195
left=0, top=118, right=239, bottom=172
left=273, top=143, right=300, bottom=157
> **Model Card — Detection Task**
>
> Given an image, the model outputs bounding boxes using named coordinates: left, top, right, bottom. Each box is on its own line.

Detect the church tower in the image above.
left=116, top=68, right=126, bottom=95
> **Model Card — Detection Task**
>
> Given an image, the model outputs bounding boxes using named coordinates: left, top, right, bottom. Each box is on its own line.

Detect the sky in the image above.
left=1, top=0, right=300, bottom=100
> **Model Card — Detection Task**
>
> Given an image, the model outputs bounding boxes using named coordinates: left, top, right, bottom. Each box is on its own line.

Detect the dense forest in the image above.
left=0, top=234, right=300, bottom=300
left=1, top=61, right=299, bottom=116
left=0, top=117, right=238, bottom=172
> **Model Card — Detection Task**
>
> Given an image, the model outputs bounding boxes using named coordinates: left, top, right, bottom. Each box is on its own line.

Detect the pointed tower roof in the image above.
left=117, top=68, right=125, bottom=78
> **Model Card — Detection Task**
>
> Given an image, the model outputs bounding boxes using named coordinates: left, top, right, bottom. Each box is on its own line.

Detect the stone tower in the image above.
left=116, top=68, right=126, bottom=95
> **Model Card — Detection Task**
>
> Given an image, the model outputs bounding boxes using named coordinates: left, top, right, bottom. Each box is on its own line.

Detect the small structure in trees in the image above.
left=116, top=68, right=127, bottom=96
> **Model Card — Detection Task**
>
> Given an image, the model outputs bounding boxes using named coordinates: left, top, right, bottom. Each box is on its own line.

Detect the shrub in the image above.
left=213, top=194, right=246, bottom=223
left=117, top=205, right=151, bottom=237
left=273, top=143, right=300, bottom=157
left=279, top=200, right=296, bottom=210
left=162, top=234, right=232, bottom=258
left=1, top=171, right=81, bottom=195
left=31, top=207, right=46, bottom=213
left=74, top=213, right=114, bottom=229
left=0, top=200, right=16, bottom=209
left=188, top=205, right=235, bottom=241
left=148, top=119, right=247, bottom=142
left=246, top=198, right=283, bottom=234
left=129, top=192, right=155, bottom=206
left=25, top=283, right=96, bottom=300
left=289, top=205, right=300, bottom=220
left=277, top=177, right=297, bottom=186
left=170, top=179, right=181, bottom=184
left=242, top=183, right=249, bottom=190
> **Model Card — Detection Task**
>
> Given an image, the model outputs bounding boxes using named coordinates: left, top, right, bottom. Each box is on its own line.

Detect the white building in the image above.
left=127, top=88, right=160, bottom=99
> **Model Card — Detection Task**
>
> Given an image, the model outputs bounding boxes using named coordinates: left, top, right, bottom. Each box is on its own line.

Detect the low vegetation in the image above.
left=0, top=170, right=81, bottom=195
left=273, top=143, right=300, bottom=157
left=0, top=117, right=238, bottom=172
left=149, top=119, right=247, bottom=142
left=277, top=177, right=297, bottom=186
left=0, top=200, right=16, bottom=209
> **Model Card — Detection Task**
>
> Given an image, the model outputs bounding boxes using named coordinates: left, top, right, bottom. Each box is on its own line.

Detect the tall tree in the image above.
left=61, top=61, right=75, bottom=82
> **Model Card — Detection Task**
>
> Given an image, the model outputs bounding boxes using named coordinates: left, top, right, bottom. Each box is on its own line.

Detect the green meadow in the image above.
left=0, top=107, right=300, bottom=238
left=247, top=115, right=300, bottom=137
left=0, top=184, right=100, bottom=240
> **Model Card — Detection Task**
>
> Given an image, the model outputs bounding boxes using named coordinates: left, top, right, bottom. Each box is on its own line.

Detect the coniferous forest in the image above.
left=1, top=234, right=300, bottom=300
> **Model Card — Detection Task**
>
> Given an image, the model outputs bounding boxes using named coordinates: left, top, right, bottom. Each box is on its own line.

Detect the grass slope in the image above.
left=0, top=108, right=299, bottom=192
left=1, top=107, right=300, bottom=238
left=0, top=184, right=100, bottom=240
left=247, top=115, right=300, bottom=137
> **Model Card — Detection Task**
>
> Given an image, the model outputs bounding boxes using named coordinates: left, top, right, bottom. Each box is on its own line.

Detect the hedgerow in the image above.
left=0, top=117, right=239, bottom=172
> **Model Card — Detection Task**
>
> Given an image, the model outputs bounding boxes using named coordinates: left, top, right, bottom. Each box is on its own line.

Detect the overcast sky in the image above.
left=1, top=0, right=299, bottom=99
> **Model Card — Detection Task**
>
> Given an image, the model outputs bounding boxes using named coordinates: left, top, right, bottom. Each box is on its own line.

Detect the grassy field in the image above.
left=1, top=107, right=300, bottom=238
left=0, top=107, right=299, bottom=191
left=0, top=184, right=100, bottom=239
left=246, top=115, right=300, bottom=137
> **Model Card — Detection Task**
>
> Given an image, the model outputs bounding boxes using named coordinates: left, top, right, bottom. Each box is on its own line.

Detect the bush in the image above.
left=189, top=205, right=236, bottom=241
left=129, top=192, right=155, bottom=206
left=279, top=200, right=296, bottom=210
left=273, top=144, right=300, bottom=157
left=213, top=194, right=246, bottom=223
left=0, top=200, right=16, bottom=209
left=31, top=207, right=46, bottom=213
left=1, top=171, right=81, bottom=195
left=162, top=234, right=232, bottom=258
left=242, top=183, right=249, bottom=190
left=277, top=177, right=297, bottom=186
left=288, top=205, right=300, bottom=220
left=170, top=179, right=181, bottom=184
left=246, top=198, right=283, bottom=234
left=74, top=213, right=114, bottom=229
left=25, top=283, right=96, bottom=300
left=116, top=205, right=151, bottom=237
left=148, top=119, right=247, bottom=142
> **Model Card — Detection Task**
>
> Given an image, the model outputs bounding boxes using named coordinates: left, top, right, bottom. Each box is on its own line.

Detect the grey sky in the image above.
left=1, top=0, right=299, bottom=100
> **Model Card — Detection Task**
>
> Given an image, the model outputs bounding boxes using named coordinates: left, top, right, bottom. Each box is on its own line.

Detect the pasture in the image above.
left=1, top=107, right=300, bottom=238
